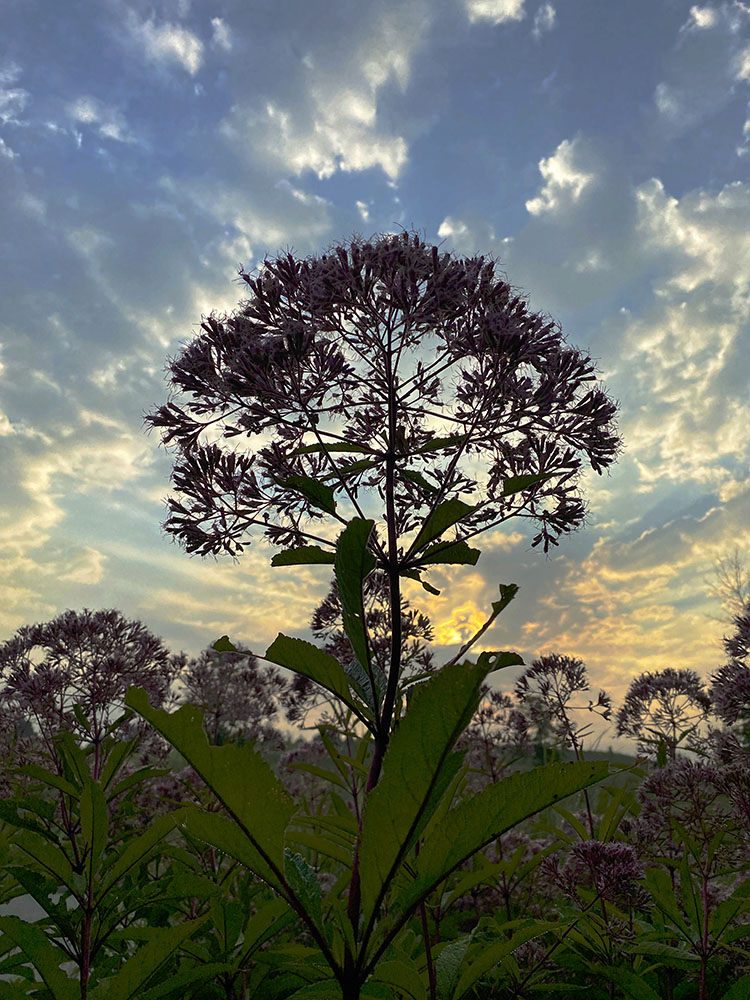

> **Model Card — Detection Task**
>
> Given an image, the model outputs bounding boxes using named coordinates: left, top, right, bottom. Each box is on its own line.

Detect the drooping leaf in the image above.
left=124, top=687, right=296, bottom=889
left=321, top=459, right=378, bottom=480
left=413, top=434, right=470, bottom=456
left=96, top=810, right=184, bottom=905
left=357, top=659, right=490, bottom=927
left=335, top=518, right=377, bottom=672
left=503, top=472, right=555, bottom=496
left=238, top=897, right=297, bottom=966
left=384, top=760, right=609, bottom=932
left=589, top=964, right=663, bottom=1000
left=343, top=658, right=386, bottom=712
left=401, top=469, right=439, bottom=494
left=372, top=957, right=426, bottom=999
left=453, top=921, right=561, bottom=999
left=491, top=583, right=519, bottom=616
left=411, top=499, right=475, bottom=555
left=88, top=916, right=210, bottom=1000
left=0, top=917, right=79, bottom=1000
left=271, top=546, right=336, bottom=566
left=416, top=540, right=481, bottom=567
left=281, top=475, right=337, bottom=514
left=265, top=634, right=373, bottom=726
left=400, top=569, right=441, bottom=596
left=436, top=932, right=474, bottom=1000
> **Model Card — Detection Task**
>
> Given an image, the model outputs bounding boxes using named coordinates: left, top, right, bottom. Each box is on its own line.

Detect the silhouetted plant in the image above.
left=0, top=608, right=183, bottom=792
left=616, top=666, right=712, bottom=762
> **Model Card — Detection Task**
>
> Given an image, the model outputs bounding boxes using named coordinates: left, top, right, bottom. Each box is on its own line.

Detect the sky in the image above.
left=1, top=0, right=749, bottom=750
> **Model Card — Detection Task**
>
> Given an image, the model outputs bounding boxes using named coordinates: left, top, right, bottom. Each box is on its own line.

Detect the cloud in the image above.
left=211, top=16, right=232, bottom=52
left=465, top=0, right=526, bottom=25
left=0, top=61, right=28, bottom=129
left=219, top=3, right=427, bottom=181
left=67, top=96, right=134, bottom=144
left=532, top=2, right=556, bottom=39
left=525, top=137, right=596, bottom=215
left=128, top=14, right=204, bottom=75
left=688, top=5, right=719, bottom=29
left=58, top=546, right=106, bottom=585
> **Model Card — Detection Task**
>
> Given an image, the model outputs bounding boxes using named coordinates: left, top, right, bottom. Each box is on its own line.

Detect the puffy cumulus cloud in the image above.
left=127, top=13, right=204, bottom=75
left=437, top=216, right=471, bottom=240
left=532, top=2, right=556, bottom=39
left=525, top=138, right=595, bottom=216
left=465, top=0, right=526, bottom=26
left=618, top=178, right=750, bottom=485
left=67, top=96, right=134, bottom=144
left=58, top=546, right=106, bottom=585
left=220, top=3, right=428, bottom=181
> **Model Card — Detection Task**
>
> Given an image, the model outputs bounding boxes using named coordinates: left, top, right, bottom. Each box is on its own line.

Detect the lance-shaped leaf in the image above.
left=96, top=809, right=185, bottom=905
left=382, top=760, right=609, bottom=932
left=357, top=659, right=491, bottom=926
left=272, top=546, right=336, bottom=566
left=503, top=471, right=555, bottom=496
left=281, top=475, right=337, bottom=514
left=401, top=569, right=441, bottom=596
left=11, top=829, right=77, bottom=896
left=265, top=635, right=373, bottom=727
left=0, top=917, right=79, bottom=1000
left=238, top=896, right=297, bottom=967
left=412, top=434, right=469, bottom=456
left=124, top=687, right=296, bottom=889
left=80, top=776, right=108, bottom=867
left=410, top=499, right=475, bottom=555
left=453, top=920, right=560, bottom=999
left=335, top=518, right=376, bottom=672
left=88, top=915, right=210, bottom=1000
left=285, top=849, right=323, bottom=928
left=415, top=540, right=480, bottom=567
left=344, top=658, right=386, bottom=713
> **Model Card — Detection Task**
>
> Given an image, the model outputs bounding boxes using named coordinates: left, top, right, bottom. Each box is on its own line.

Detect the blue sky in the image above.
left=1, top=0, right=749, bottom=748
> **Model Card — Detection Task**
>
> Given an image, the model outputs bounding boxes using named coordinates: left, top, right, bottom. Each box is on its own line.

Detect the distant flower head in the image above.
left=710, top=659, right=750, bottom=727
left=615, top=667, right=712, bottom=761
left=0, top=608, right=183, bottom=782
left=725, top=598, right=750, bottom=662
left=514, top=653, right=611, bottom=752
left=146, top=229, right=620, bottom=561
left=541, top=840, right=646, bottom=908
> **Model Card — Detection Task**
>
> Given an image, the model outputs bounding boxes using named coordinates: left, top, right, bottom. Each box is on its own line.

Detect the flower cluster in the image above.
left=615, top=667, right=712, bottom=761
left=146, top=230, right=620, bottom=561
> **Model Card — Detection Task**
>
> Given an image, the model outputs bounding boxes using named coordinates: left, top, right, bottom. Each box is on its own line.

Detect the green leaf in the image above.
left=285, top=849, right=323, bottom=928
left=124, top=687, right=296, bottom=889
left=96, top=810, right=184, bottom=905
left=503, top=472, right=555, bottom=496
left=644, top=867, right=693, bottom=940
left=453, top=921, right=559, bottom=999
left=386, top=760, right=609, bottom=932
left=88, top=915, right=209, bottom=1000
left=80, top=776, right=108, bottom=866
left=436, top=932, right=473, bottom=1000
left=137, top=963, right=234, bottom=1000
left=400, top=570, right=441, bottom=596
left=335, top=518, right=377, bottom=672
left=413, top=435, right=469, bottom=456
left=292, top=443, right=377, bottom=456
left=321, top=459, right=378, bottom=480
left=0, top=917, right=79, bottom=1000
left=411, top=499, right=475, bottom=554
left=14, top=761, right=79, bottom=798
left=99, top=736, right=140, bottom=794
left=272, top=546, right=336, bottom=566
left=265, top=635, right=371, bottom=725
left=282, top=475, right=337, bottom=514
left=286, top=830, right=354, bottom=868
left=212, top=634, right=238, bottom=652
left=401, top=469, right=439, bottom=494
left=720, top=976, right=750, bottom=999
left=11, top=829, right=78, bottom=896
left=416, top=540, right=481, bottom=567
left=238, top=896, right=296, bottom=966
left=358, top=660, right=490, bottom=927
left=343, top=657, right=386, bottom=712
left=372, top=958, right=426, bottom=999
left=591, top=964, right=663, bottom=1000
left=491, top=583, right=519, bottom=616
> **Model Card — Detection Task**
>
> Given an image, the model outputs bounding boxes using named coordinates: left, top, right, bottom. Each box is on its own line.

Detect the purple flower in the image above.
left=615, top=667, right=712, bottom=761
left=146, top=230, right=620, bottom=561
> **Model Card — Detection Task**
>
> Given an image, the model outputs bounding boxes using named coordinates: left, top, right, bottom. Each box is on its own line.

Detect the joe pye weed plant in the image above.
left=1, top=230, right=624, bottom=999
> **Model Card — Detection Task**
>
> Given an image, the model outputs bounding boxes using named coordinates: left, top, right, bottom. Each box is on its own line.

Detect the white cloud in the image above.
left=0, top=61, right=28, bottom=127
left=129, top=15, right=204, bottom=75
left=688, top=5, right=718, bottom=29
left=437, top=216, right=470, bottom=239
left=221, top=5, right=426, bottom=182
left=525, top=137, right=595, bottom=215
left=737, top=45, right=750, bottom=78
left=58, top=546, right=106, bottom=585
left=465, top=0, right=526, bottom=25
left=0, top=136, right=16, bottom=159
left=67, top=96, right=134, bottom=144
left=211, top=16, right=232, bottom=52
left=355, top=200, right=370, bottom=222
left=532, top=2, right=556, bottom=39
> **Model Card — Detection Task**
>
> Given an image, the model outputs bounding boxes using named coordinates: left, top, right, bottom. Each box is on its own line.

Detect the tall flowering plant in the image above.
left=126, top=229, right=621, bottom=999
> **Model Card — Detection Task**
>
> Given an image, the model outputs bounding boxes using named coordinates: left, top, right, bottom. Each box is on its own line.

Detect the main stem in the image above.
left=344, top=319, right=404, bottom=997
